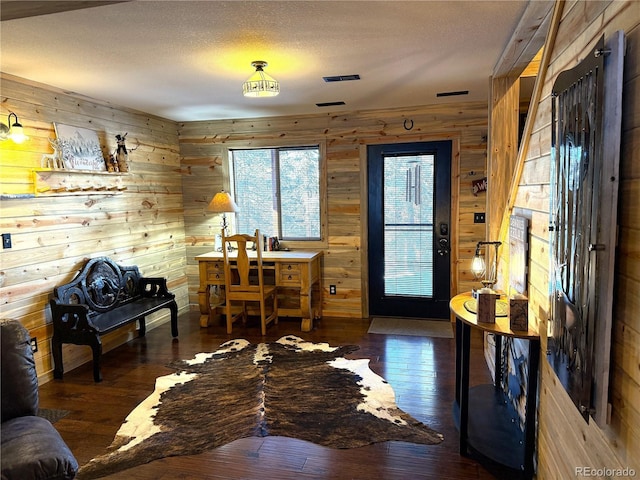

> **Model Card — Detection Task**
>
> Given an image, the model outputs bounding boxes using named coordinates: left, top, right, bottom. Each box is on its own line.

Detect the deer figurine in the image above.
left=115, top=133, right=129, bottom=172
left=41, top=138, right=64, bottom=169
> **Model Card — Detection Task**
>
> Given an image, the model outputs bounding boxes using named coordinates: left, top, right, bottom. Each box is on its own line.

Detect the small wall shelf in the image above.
left=33, top=169, right=127, bottom=196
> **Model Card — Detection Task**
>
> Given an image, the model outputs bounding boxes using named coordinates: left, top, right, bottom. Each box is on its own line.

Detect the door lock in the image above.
left=437, top=237, right=450, bottom=256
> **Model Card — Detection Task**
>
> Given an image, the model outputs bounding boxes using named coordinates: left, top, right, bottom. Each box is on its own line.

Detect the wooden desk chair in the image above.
left=222, top=229, right=278, bottom=335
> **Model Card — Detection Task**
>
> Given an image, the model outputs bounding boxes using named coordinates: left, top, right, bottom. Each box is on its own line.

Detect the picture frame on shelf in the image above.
left=54, top=123, right=106, bottom=171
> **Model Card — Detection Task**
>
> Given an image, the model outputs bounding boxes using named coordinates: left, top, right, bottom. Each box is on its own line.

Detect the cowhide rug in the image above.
left=78, top=336, right=443, bottom=479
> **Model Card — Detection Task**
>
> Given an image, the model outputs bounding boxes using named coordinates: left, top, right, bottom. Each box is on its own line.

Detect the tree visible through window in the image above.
left=231, top=146, right=321, bottom=240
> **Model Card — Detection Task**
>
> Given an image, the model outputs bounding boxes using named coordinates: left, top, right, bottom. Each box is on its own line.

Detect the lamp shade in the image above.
left=9, top=123, right=26, bottom=144
left=207, top=191, right=239, bottom=213
left=243, top=61, right=279, bottom=98
left=1, top=112, right=28, bottom=144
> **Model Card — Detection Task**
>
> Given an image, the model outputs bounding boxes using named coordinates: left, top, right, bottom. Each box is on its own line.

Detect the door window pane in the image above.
left=383, top=154, right=435, bottom=297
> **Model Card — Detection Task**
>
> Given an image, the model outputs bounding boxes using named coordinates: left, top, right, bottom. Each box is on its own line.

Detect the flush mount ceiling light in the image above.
left=242, top=61, right=279, bottom=98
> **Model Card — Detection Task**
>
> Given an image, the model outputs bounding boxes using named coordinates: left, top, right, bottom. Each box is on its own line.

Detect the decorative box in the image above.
left=476, top=288, right=496, bottom=323
left=509, top=294, right=529, bottom=331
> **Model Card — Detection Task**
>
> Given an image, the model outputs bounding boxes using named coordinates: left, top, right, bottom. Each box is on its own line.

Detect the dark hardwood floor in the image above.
left=39, top=311, right=515, bottom=479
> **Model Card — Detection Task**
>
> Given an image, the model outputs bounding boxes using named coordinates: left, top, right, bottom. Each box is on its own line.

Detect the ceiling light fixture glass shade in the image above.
left=242, top=61, right=279, bottom=98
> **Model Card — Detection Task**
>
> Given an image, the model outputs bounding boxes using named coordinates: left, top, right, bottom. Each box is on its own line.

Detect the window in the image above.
left=383, top=153, right=435, bottom=298
left=230, top=146, right=321, bottom=241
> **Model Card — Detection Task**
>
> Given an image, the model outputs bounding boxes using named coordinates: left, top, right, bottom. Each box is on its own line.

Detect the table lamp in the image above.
left=471, top=240, right=502, bottom=290
left=207, top=190, right=239, bottom=238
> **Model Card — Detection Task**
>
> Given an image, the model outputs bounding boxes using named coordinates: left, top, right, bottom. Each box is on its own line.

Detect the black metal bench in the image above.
left=50, top=257, right=178, bottom=382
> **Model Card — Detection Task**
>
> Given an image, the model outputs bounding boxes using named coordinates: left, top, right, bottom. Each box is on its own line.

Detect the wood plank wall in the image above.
left=490, top=0, right=639, bottom=475
left=488, top=75, right=520, bottom=243
left=482, top=1, right=555, bottom=425
left=178, top=103, right=489, bottom=318
left=0, top=74, right=189, bottom=382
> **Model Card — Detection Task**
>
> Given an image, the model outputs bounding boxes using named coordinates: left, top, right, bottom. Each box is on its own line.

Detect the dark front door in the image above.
left=368, top=141, right=452, bottom=318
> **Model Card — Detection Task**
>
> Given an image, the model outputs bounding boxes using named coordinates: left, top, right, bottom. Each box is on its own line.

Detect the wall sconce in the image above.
left=471, top=241, right=502, bottom=289
left=207, top=190, right=239, bottom=237
left=0, top=113, right=28, bottom=144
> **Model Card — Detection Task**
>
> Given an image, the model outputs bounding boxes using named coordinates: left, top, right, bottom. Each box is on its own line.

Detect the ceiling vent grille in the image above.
left=436, top=90, right=469, bottom=97
left=316, top=101, right=346, bottom=107
left=323, top=74, right=361, bottom=83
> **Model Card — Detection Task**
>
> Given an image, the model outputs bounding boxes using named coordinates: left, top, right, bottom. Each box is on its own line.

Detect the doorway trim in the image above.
left=359, top=136, right=460, bottom=319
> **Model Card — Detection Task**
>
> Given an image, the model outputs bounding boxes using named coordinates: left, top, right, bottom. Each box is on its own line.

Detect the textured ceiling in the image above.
left=0, top=1, right=529, bottom=121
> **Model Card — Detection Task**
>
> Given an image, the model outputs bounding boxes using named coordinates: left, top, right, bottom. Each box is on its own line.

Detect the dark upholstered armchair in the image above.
left=1, top=319, right=79, bottom=480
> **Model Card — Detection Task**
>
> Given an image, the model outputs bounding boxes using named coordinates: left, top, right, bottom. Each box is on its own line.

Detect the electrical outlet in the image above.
left=329, top=285, right=337, bottom=295
left=30, top=337, right=38, bottom=353
left=2, top=233, right=11, bottom=249
left=474, top=213, right=486, bottom=224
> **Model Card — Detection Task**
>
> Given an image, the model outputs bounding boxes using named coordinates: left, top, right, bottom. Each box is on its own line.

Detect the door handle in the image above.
left=437, top=237, right=450, bottom=256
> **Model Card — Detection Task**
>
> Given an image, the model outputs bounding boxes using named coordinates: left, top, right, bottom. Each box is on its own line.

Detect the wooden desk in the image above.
left=450, top=292, right=540, bottom=479
left=196, top=250, right=322, bottom=332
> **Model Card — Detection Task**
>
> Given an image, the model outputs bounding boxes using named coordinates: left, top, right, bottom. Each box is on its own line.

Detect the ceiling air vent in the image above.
left=323, top=74, right=361, bottom=83
left=316, top=101, right=346, bottom=107
left=436, top=90, right=469, bottom=97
